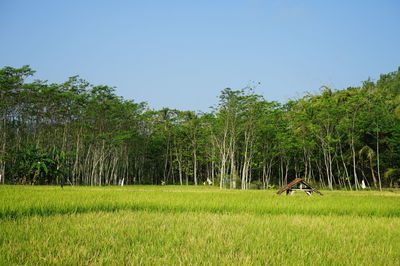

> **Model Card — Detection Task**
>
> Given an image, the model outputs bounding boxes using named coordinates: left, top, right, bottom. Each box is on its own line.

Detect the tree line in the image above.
left=1, top=65, right=400, bottom=189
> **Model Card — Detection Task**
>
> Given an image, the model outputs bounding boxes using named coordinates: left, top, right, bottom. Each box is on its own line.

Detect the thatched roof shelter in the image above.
left=277, top=178, right=323, bottom=196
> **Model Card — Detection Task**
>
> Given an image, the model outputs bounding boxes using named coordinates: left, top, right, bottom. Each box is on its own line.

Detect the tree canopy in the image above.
left=1, top=65, right=400, bottom=189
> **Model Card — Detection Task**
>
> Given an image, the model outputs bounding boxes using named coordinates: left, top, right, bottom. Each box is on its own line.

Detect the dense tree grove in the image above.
left=1, top=65, right=400, bottom=189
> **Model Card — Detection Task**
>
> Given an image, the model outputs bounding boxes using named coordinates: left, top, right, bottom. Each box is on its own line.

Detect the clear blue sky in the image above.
left=1, top=0, right=399, bottom=111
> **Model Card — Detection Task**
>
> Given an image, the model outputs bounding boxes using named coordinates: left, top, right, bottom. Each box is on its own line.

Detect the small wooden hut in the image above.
left=277, top=178, right=323, bottom=196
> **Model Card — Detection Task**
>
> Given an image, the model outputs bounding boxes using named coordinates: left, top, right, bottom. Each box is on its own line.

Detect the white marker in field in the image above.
left=207, top=178, right=213, bottom=185
left=361, top=180, right=366, bottom=189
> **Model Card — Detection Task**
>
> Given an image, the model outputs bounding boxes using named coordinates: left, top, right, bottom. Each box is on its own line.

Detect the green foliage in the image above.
left=384, top=168, right=400, bottom=186
left=1, top=65, right=400, bottom=188
left=6, top=146, right=65, bottom=185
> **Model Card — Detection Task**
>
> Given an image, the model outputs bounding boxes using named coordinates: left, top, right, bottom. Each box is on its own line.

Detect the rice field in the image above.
left=0, top=185, right=399, bottom=265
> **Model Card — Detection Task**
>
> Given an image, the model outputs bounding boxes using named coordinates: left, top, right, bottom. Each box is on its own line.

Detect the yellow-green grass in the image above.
left=0, top=186, right=399, bottom=265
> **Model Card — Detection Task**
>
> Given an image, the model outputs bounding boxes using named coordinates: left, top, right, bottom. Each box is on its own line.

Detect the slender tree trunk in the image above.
left=284, top=158, right=289, bottom=186
left=0, top=112, right=6, bottom=184
left=339, top=141, right=352, bottom=190
left=193, top=147, right=197, bottom=185
left=328, top=148, right=334, bottom=190
left=369, top=156, right=377, bottom=189
left=280, top=158, right=284, bottom=186
left=376, top=126, right=382, bottom=190
left=351, top=135, right=359, bottom=190
left=176, top=148, right=183, bottom=185
left=230, top=150, right=237, bottom=189
left=262, top=164, right=266, bottom=189
left=164, top=140, right=169, bottom=183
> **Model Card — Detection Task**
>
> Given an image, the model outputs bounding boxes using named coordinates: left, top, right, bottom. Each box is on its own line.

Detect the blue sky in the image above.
left=1, top=0, right=399, bottom=111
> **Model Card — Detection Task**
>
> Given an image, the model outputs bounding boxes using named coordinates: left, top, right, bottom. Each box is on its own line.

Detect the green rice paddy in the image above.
left=1, top=186, right=399, bottom=265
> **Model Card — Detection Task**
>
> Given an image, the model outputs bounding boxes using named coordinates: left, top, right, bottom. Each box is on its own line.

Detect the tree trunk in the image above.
left=193, top=148, right=197, bottom=185
left=376, top=126, right=382, bottom=191
left=351, top=135, right=359, bottom=190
